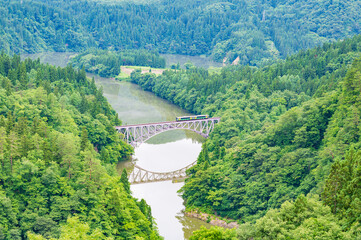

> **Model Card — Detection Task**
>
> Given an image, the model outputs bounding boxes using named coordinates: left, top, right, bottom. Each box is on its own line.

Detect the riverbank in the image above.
left=185, top=210, right=239, bottom=229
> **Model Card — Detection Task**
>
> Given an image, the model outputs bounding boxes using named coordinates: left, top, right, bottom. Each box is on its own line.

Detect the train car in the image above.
left=176, top=115, right=208, bottom=121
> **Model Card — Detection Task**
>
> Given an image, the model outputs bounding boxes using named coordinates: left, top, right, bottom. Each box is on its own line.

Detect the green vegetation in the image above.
left=190, top=226, right=237, bottom=240
left=3, top=0, right=361, bottom=238
left=236, top=195, right=358, bottom=240
left=0, top=53, right=161, bottom=239
left=71, top=49, right=166, bottom=78
left=130, top=35, right=361, bottom=238
left=2, top=0, right=361, bottom=65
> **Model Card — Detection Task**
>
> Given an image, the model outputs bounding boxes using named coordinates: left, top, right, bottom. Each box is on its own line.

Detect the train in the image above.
left=176, top=115, right=209, bottom=121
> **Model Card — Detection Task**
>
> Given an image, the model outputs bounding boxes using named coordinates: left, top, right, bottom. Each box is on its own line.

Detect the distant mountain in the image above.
left=1, top=0, right=361, bottom=65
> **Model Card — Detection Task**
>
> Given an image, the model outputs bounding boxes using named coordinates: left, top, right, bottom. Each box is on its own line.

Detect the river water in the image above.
left=89, top=73, right=211, bottom=240
left=22, top=53, right=212, bottom=240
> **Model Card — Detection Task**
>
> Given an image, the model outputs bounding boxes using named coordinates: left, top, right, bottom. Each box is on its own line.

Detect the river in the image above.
left=22, top=52, right=212, bottom=240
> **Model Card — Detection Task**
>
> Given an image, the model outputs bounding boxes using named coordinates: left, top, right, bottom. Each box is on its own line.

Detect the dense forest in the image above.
left=1, top=0, right=361, bottom=65
left=71, top=49, right=166, bottom=77
left=0, top=53, right=161, bottom=239
left=130, top=35, right=361, bottom=238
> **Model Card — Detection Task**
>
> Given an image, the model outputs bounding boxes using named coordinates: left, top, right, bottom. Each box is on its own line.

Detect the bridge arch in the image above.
left=129, top=161, right=197, bottom=184
left=116, top=118, right=220, bottom=147
left=116, top=118, right=220, bottom=183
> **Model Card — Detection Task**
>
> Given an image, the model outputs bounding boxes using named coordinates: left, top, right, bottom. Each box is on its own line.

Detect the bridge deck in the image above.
left=115, top=117, right=220, bottom=129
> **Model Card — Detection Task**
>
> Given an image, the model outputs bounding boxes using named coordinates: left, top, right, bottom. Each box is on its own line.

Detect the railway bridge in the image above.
left=115, top=117, right=220, bottom=147
left=116, top=117, right=220, bottom=184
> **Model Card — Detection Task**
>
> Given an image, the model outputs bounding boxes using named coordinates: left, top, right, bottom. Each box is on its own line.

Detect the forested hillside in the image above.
left=130, top=35, right=361, bottom=237
left=0, top=54, right=161, bottom=239
left=1, top=0, right=361, bottom=65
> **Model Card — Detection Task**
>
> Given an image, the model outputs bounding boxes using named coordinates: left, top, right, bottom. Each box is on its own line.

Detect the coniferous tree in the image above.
left=80, top=127, right=88, bottom=151
left=121, top=169, right=131, bottom=194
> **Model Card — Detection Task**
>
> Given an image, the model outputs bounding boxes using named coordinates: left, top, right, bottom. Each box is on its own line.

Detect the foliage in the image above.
left=237, top=195, right=356, bottom=240
left=71, top=49, right=166, bottom=77
left=132, top=35, right=361, bottom=116
left=1, top=0, right=361, bottom=65
left=27, top=217, right=111, bottom=240
left=132, top=35, right=361, bottom=226
left=0, top=53, right=160, bottom=239
left=322, top=149, right=361, bottom=233
left=322, top=57, right=361, bottom=226
left=190, top=226, right=237, bottom=240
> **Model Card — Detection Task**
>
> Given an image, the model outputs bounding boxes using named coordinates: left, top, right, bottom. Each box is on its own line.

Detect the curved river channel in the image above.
left=22, top=53, right=212, bottom=239
left=90, top=74, right=212, bottom=239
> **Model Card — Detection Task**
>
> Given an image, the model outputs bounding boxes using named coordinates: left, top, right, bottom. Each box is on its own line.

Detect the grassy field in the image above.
left=116, top=66, right=166, bottom=80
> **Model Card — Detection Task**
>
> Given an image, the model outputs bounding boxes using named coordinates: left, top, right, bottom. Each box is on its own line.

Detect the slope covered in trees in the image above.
left=0, top=54, right=161, bottom=239
left=1, top=0, right=361, bottom=65
left=130, top=35, right=361, bottom=237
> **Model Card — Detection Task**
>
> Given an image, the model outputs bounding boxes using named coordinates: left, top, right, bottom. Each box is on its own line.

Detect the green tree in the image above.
left=322, top=148, right=361, bottom=226
left=190, top=226, right=237, bottom=240
left=7, top=131, right=19, bottom=172
left=0, top=127, right=6, bottom=167
left=80, top=127, right=89, bottom=151
left=237, top=195, right=355, bottom=240
left=57, top=133, right=79, bottom=179
left=121, top=169, right=131, bottom=194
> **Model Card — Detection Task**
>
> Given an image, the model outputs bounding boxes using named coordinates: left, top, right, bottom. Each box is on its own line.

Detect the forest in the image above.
left=70, top=49, right=165, bottom=77
left=1, top=0, right=361, bottom=65
left=130, top=35, right=361, bottom=238
left=0, top=54, right=161, bottom=239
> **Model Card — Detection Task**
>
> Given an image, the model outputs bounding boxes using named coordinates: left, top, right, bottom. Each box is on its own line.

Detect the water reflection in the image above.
left=134, top=137, right=202, bottom=173
left=131, top=181, right=185, bottom=240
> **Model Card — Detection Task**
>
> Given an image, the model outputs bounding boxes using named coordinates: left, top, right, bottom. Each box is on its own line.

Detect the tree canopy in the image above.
left=2, top=0, right=361, bottom=65
left=130, top=35, right=361, bottom=238
left=0, top=53, right=161, bottom=239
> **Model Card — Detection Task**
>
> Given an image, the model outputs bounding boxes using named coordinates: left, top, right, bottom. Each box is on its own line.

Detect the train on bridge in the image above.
left=176, top=115, right=208, bottom=121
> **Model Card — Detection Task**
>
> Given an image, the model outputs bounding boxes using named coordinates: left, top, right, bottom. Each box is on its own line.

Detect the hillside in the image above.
left=130, top=34, right=361, bottom=236
left=1, top=0, right=361, bottom=65
left=0, top=54, right=161, bottom=239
